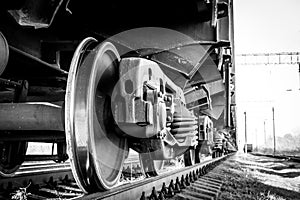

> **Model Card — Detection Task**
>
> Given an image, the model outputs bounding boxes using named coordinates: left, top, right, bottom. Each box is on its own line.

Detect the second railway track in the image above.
left=250, top=153, right=300, bottom=163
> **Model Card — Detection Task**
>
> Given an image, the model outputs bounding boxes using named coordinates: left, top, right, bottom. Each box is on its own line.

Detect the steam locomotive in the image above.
left=0, top=0, right=236, bottom=193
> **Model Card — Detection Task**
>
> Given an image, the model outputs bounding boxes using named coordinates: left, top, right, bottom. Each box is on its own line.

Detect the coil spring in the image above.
left=170, top=114, right=198, bottom=138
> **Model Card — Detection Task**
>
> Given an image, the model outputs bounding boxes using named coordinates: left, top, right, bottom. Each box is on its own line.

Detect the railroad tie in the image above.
left=169, top=174, right=223, bottom=200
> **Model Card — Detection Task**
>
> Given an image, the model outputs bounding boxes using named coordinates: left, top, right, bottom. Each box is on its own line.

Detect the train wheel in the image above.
left=139, top=153, right=164, bottom=177
left=65, top=40, right=128, bottom=192
left=0, top=141, right=27, bottom=177
left=184, top=149, right=196, bottom=166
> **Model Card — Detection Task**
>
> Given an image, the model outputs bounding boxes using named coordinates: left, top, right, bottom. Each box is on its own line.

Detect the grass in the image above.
left=11, top=183, right=31, bottom=200
left=217, top=153, right=300, bottom=200
left=256, top=148, right=300, bottom=157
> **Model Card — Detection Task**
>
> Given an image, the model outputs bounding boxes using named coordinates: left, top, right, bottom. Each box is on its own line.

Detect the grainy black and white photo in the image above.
left=0, top=0, right=299, bottom=199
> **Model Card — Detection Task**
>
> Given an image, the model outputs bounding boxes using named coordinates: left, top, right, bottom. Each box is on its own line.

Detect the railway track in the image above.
left=250, top=153, right=300, bottom=163
left=0, top=155, right=141, bottom=199
left=2, top=153, right=233, bottom=200
left=0, top=162, right=75, bottom=199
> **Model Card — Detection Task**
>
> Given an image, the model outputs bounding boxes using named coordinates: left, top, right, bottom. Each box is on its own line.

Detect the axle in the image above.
left=0, top=102, right=64, bottom=131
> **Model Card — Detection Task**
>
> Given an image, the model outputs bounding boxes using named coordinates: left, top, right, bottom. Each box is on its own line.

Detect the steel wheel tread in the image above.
left=66, top=40, right=128, bottom=192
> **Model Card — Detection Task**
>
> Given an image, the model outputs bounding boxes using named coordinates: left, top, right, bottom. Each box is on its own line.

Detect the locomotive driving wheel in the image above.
left=65, top=40, right=128, bottom=192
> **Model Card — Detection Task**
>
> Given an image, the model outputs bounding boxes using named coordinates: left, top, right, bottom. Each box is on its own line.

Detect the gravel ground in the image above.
left=214, top=152, right=300, bottom=200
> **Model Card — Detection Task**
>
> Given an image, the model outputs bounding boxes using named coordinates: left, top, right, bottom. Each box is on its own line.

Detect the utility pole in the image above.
left=264, top=120, right=266, bottom=146
left=255, top=128, right=258, bottom=151
left=272, top=107, right=276, bottom=155
left=244, top=111, right=247, bottom=153
left=298, top=63, right=300, bottom=89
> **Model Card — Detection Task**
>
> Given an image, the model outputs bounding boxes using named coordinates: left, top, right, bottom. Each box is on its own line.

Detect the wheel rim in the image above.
left=66, top=40, right=128, bottom=192
left=139, top=153, right=164, bottom=177
left=0, top=142, right=27, bottom=177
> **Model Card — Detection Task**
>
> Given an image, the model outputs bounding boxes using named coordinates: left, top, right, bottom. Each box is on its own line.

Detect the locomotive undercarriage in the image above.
left=0, top=0, right=235, bottom=193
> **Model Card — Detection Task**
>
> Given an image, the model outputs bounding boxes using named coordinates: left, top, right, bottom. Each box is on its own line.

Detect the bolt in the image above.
left=193, top=171, right=197, bottom=181
left=140, top=191, right=146, bottom=200
left=160, top=182, right=168, bottom=196
left=158, top=92, right=163, bottom=98
left=176, top=177, right=180, bottom=185
left=185, top=174, right=190, bottom=186
left=167, top=183, right=174, bottom=197
left=150, top=187, right=158, bottom=200
left=158, top=192, right=165, bottom=200
left=189, top=172, right=194, bottom=182
left=203, top=166, right=207, bottom=174
left=167, top=116, right=172, bottom=121
left=174, top=180, right=181, bottom=193
left=180, top=175, right=186, bottom=189
left=201, top=167, right=205, bottom=176
left=169, top=180, right=175, bottom=191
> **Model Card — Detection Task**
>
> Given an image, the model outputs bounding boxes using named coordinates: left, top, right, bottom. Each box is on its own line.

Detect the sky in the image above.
left=233, top=0, right=300, bottom=149
left=234, top=0, right=300, bottom=54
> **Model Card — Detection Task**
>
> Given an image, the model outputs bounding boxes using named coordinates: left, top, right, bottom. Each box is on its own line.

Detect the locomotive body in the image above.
left=0, top=0, right=236, bottom=192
